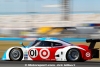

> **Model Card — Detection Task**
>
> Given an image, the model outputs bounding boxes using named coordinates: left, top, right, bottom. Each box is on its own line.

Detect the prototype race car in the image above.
left=2, top=37, right=99, bottom=62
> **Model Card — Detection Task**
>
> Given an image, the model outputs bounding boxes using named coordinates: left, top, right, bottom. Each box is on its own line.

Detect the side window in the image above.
left=42, top=41, right=52, bottom=47
left=52, top=42, right=62, bottom=47
left=35, top=41, right=52, bottom=47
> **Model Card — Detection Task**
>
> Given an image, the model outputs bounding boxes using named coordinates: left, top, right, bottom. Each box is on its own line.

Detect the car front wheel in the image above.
left=9, top=48, right=23, bottom=61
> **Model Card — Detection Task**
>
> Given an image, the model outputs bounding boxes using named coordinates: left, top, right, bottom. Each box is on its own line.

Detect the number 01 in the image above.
left=30, top=50, right=37, bottom=56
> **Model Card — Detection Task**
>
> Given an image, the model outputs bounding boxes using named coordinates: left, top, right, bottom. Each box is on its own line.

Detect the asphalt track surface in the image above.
left=0, top=60, right=100, bottom=67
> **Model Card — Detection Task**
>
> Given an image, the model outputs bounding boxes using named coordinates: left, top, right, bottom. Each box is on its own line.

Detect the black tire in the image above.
left=9, top=48, right=23, bottom=61
left=80, top=58, right=86, bottom=62
left=66, top=48, right=82, bottom=62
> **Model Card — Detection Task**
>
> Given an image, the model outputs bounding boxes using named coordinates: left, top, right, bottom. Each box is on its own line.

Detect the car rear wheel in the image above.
left=9, top=48, right=23, bottom=61
left=66, top=48, right=81, bottom=62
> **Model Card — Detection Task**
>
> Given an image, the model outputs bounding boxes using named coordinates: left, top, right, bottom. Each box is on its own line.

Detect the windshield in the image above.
left=28, top=40, right=39, bottom=47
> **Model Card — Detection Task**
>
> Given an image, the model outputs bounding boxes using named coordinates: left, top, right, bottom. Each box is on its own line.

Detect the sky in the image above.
left=0, top=0, right=100, bottom=13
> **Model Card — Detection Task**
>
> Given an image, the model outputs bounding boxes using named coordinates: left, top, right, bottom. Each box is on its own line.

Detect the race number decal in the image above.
left=29, top=49, right=38, bottom=58
left=39, top=49, right=50, bottom=59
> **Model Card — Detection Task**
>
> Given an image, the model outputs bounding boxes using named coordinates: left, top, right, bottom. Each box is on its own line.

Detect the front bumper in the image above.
left=2, top=51, right=7, bottom=60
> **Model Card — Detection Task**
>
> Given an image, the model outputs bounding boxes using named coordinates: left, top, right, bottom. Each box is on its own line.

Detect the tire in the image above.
left=9, top=48, right=23, bottom=61
left=66, top=48, right=82, bottom=62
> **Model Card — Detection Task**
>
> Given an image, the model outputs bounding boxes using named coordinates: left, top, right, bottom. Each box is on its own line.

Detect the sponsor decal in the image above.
left=39, top=49, right=50, bottom=59
left=24, top=54, right=28, bottom=57
left=86, top=52, right=91, bottom=57
left=24, top=51, right=28, bottom=60
left=24, top=57, right=28, bottom=60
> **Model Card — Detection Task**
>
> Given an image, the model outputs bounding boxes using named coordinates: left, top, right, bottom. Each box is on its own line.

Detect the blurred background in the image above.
left=1, top=0, right=100, bottom=60
left=0, top=0, right=100, bottom=39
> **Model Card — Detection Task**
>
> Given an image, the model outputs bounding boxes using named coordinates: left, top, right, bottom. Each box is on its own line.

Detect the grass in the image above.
left=0, top=41, right=100, bottom=61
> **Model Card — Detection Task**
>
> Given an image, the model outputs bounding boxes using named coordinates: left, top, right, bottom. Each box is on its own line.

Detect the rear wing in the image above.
left=86, top=39, right=100, bottom=49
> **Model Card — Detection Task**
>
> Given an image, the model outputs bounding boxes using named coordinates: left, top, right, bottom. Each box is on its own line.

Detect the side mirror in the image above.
left=20, top=42, right=25, bottom=47
left=20, top=42, right=23, bottom=45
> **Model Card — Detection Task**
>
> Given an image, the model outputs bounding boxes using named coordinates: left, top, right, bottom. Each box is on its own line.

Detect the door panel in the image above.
left=28, top=47, right=60, bottom=61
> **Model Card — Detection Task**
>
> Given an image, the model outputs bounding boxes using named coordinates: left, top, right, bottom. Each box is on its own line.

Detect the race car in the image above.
left=2, top=37, right=99, bottom=62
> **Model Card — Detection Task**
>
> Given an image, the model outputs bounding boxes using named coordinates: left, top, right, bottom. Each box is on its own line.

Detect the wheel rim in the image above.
left=10, top=49, right=21, bottom=60
left=68, top=49, right=79, bottom=61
